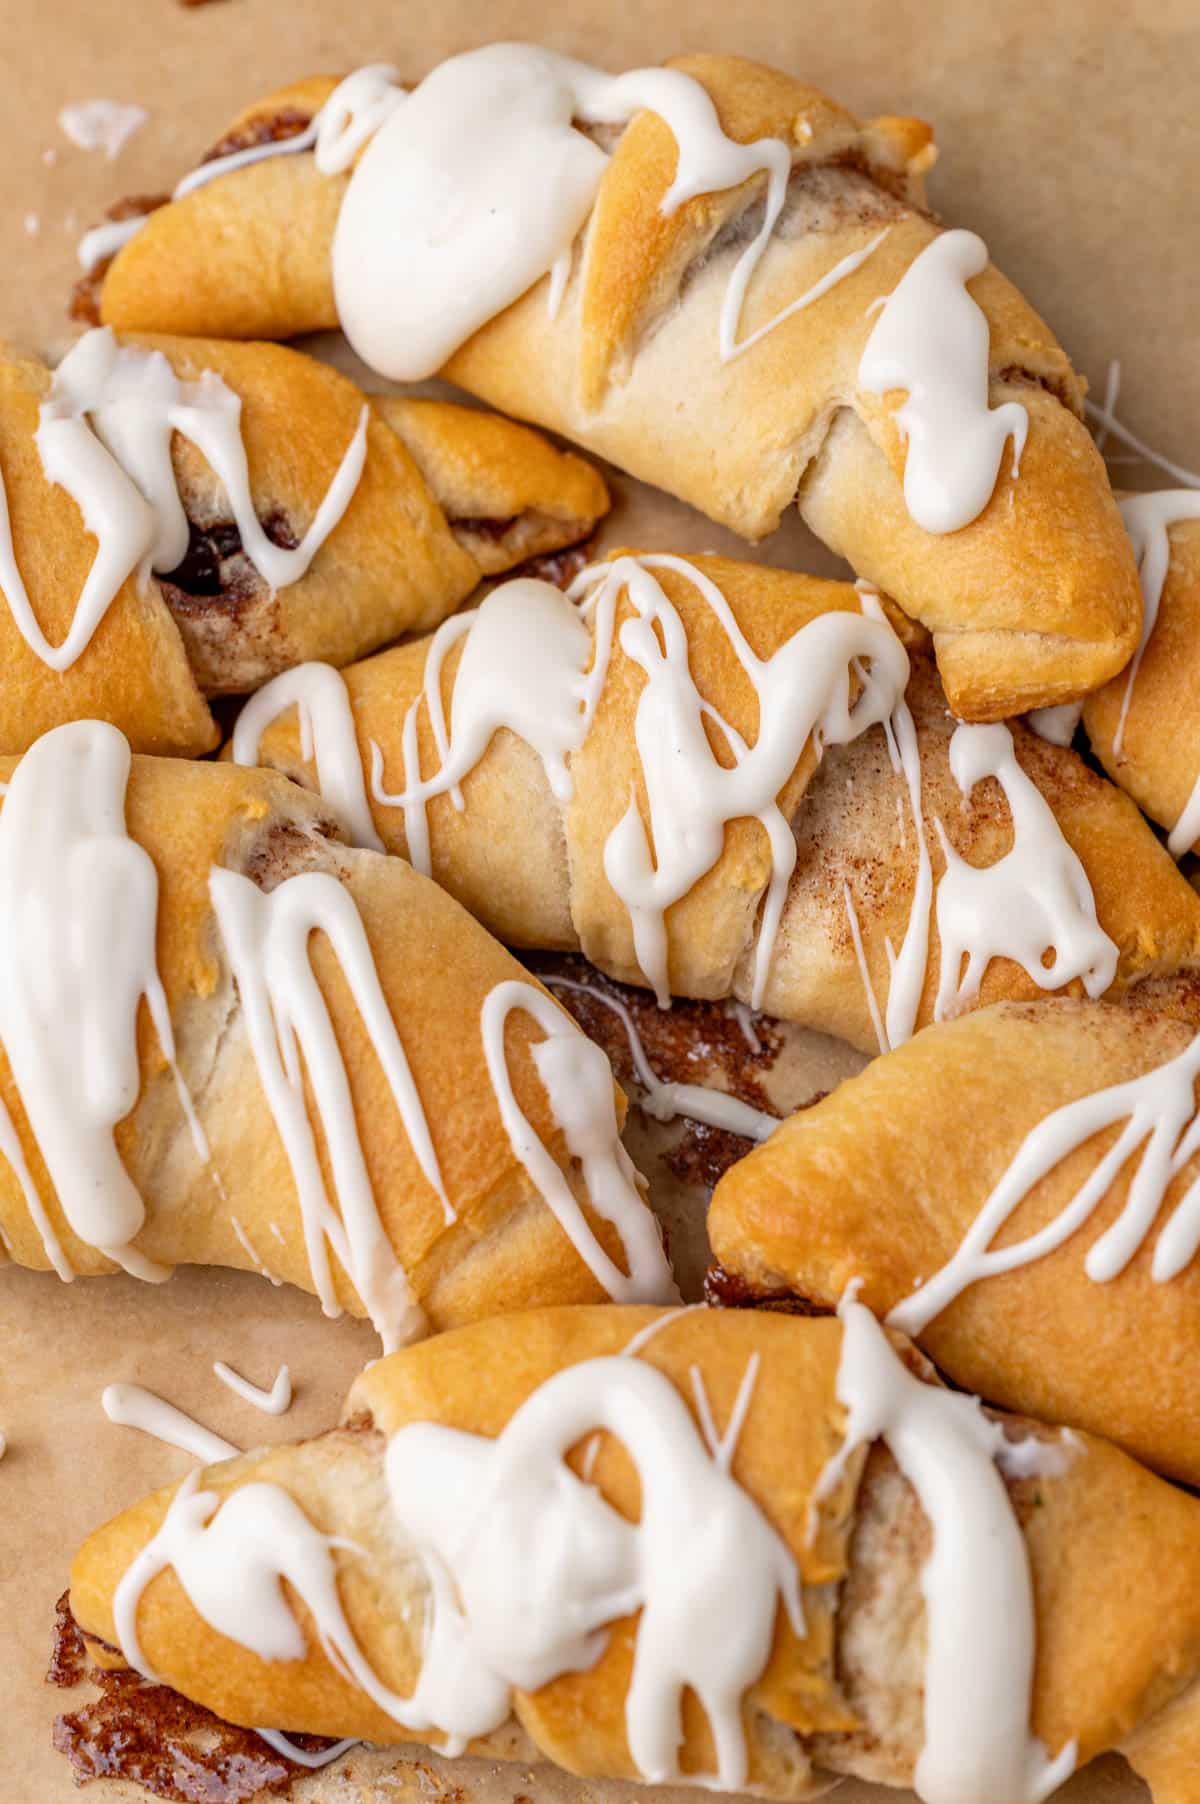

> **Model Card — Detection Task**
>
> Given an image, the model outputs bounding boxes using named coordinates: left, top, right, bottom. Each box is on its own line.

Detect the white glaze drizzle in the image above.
left=102, top=1383, right=239, bottom=1464
left=233, top=663, right=383, bottom=852
left=372, top=556, right=910, bottom=1011
left=544, top=973, right=779, bottom=1142
left=890, top=1029, right=1200, bottom=1336
left=839, top=605, right=1115, bottom=1047
left=254, top=1731, right=359, bottom=1769
left=385, top=1350, right=803, bottom=1783
left=578, top=556, right=911, bottom=1008
left=112, top=1343, right=799, bottom=1785
left=229, top=1214, right=284, bottom=1287
left=1025, top=701, right=1083, bottom=748
left=1103, top=489, right=1200, bottom=857
left=1084, top=380, right=1200, bottom=491
left=858, top=229, right=1028, bottom=534
left=932, top=723, right=1117, bottom=1018
left=727, top=999, right=763, bottom=1054
left=815, top=1294, right=1076, bottom=1804
left=59, top=99, right=147, bottom=160
left=213, top=1361, right=293, bottom=1416
left=1169, top=773, right=1200, bottom=860
left=0, top=328, right=366, bottom=673
left=209, top=865, right=450, bottom=1350
left=78, top=66, right=403, bottom=270
left=480, top=979, right=677, bottom=1303
left=0, top=721, right=203, bottom=1278
left=331, top=44, right=889, bottom=383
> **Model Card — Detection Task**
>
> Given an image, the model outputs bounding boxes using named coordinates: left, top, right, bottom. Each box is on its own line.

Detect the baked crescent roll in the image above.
left=67, top=1302, right=1200, bottom=1801
left=0, top=720, right=673, bottom=1345
left=79, top=50, right=1142, bottom=720
left=231, top=552, right=1200, bottom=1053
left=1082, top=499, right=1200, bottom=859
left=709, top=997, right=1200, bottom=1485
left=0, top=327, right=606, bottom=755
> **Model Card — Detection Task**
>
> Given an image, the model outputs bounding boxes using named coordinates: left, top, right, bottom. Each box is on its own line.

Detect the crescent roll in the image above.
left=79, top=51, right=1142, bottom=719
left=1083, top=500, right=1200, bottom=859
left=709, top=997, right=1200, bottom=1485
left=231, top=552, right=1200, bottom=1053
left=0, top=721, right=674, bottom=1345
left=0, top=328, right=606, bottom=755
left=67, top=1303, right=1200, bottom=1802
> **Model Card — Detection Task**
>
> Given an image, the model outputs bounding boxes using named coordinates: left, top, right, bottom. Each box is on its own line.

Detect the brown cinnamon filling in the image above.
left=68, top=106, right=315, bottom=325
left=157, top=510, right=298, bottom=621
left=523, top=951, right=785, bottom=1190
left=704, top=1265, right=833, bottom=1315
left=69, top=194, right=170, bottom=324
left=510, top=542, right=594, bottom=590
left=50, top=1593, right=342, bottom=1800
left=201, top=107, right=315, bottom=166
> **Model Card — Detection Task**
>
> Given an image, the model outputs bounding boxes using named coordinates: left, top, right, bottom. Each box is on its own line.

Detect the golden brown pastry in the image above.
left=231, top=551, right=1200, bottom=1053
left=80, top=51, right=1142, bottom=719
left=708, top=997, right=1200, bottom=1484
left=0, top=721, right=673, bottom=1343
left=0, top=328, right=606, bottom=755
left=68, top=1303, right=1200, bottom=1801
left=1083, top=500, right=1200, bottom=859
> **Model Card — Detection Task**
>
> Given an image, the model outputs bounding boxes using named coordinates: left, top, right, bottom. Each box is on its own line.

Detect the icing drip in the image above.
left=213, top=1361, right=293, bottom=1416
left=385, top=1350, right=803, bottom=1784
left=371, top=577, right=606, bottom=872
left=839, top=585, right=932, bottom=1054
left=816, top=1296, right=1076, bottom=1804
left=0, top=721, right=202, bottom=1279
left=838, top=615, right=1114, bottom=1048
left=932, top=723, right=1117, bottom=1017
left=544, top=973, right=779, bottom=1141
left=0, top=328, right=366, bottom=673
left=1104, top=489, right=1200, bottom=856
left=1169, top=773, right=1200, bottom=860
left=371, top=556, right=910, bottom=1009
left=891, top=1029, right=1200, bottom=1335
left=331, top=44, right=885, bottom=380
left=253, top=1731, right=359, bottom=1769
left=233, top=663, right=383, bottom=852
left=78, top=65, right=402, bottom=270
left=577, top=556, right=911, bottom=1008
left=858, top=230, right=1028, bottom=534
left=1025, top=701, right=1083, bottom=748
left=102, top=1383, right=239, bottom=1464
left=112, top=1339, right=796, bottom=1785
left=480, top=980, right=677, bottom=1303
left=59, top=100, right=147, bottom=160
left=209, top=865, right=451, bottom=1349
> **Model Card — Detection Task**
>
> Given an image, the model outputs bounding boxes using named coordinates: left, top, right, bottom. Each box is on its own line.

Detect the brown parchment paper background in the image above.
left=1, top=0, right=1199, bottom=1798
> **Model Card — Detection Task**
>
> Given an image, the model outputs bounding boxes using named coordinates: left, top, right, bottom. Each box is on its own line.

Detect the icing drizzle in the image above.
left=0, top=328, right=366, bottom=673
left=543, top=972, right=779, bottom=1142
left=858, top=229, right=1028, bottom=534
left=0, top=721, right=202, bottom=1279
left=115, top=1334, right=801, bottom=1789
left=480, top=980, right=677, bottom=1304
left=77, top=65, right=403, bottom=270
left=330, top=44, right=886, bottom=381
left=234, top=663, right=383, bottom=852
left=209, top=866, right=447, bottom=1351
left=840, top=612, right=1115, bottom=1049
left=932, top=724, right=1117, bottom=1016
left=373, top=556, right=910, bottom=1009
left=816, top=1295, right=1076, bottom=1804
left=102, top=1383, right=239, bottom=1464
left=891, top=1028, right=1200, bottom=1335
left=1108, top=490, right=1200, bottom=857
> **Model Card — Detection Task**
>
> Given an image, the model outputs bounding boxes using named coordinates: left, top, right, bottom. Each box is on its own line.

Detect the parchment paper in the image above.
left=2, top=0, right=1198, bottom=1797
